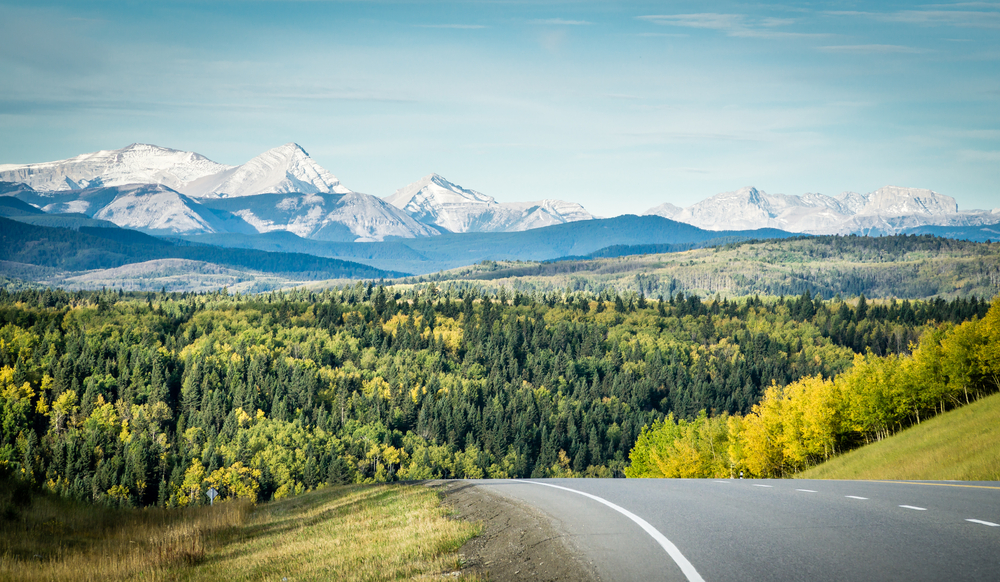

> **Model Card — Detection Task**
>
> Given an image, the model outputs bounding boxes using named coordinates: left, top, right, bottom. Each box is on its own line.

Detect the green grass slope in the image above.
left=797, top=391, right=1000, bottom=481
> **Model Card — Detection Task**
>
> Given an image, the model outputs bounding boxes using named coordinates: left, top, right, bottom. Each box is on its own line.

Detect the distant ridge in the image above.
left=646, top=185, right=998, bottom=235
left=0, top=216, right=405, bottom=279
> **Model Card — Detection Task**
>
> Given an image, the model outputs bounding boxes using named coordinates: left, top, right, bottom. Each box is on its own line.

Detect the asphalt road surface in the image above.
left=466, top=478, right=1000, bottom=582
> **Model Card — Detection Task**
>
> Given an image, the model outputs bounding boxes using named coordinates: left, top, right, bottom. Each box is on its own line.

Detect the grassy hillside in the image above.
left=411, top=235, right=1000, bottom=300
left=0, top=482, right=479, bottom=582
left=797, top=391, right=1000, bottom=481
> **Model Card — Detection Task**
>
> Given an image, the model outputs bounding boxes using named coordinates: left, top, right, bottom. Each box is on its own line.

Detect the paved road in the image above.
left=466, top=478, right=1000, bottom=581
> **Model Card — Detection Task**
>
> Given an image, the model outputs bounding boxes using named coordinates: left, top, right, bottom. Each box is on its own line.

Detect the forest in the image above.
left=626, top=296, right=1000, bottom=478
left=0, top=282, right=993, bottom=507
left=411, top=234, right=1000, bottom=302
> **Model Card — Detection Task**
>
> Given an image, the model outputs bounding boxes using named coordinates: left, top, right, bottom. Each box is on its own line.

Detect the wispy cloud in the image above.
left=919, top=2, right=1000, bottom=9
left=639, top=13, right=743, bottom=30
left=637, top=13, right=827, bottom=39
left=960, top=149, right=1000, bottom=161
left=416, top=24, right=487, bottom=29
left=826, top=8, right=1000, bottom=29
left=620, top=130, right=765, bottom=143
left=529, top=18, right=591, bottom=26
left=889, top=10, right=1000, bottom=28
left=818, top=44, right=931, bottom=54
left=635, top=32, right=690, bottom=38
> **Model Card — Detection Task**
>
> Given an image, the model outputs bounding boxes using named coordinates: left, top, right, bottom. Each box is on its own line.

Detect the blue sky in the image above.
left=1, top=1, right=998, bottom=216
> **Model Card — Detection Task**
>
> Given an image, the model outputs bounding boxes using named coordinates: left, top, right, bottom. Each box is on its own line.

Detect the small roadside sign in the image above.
left=207, top=487, right=219, bottom=506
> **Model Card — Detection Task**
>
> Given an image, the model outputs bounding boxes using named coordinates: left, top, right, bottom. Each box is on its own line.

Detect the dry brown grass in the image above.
left=1, top=483, right=480, bottom=582
left=0, top=487, right=250, bottom=581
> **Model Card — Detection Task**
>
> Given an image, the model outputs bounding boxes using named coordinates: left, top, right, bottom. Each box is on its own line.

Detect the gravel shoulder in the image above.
left=425, top=480, right=599, bottom=582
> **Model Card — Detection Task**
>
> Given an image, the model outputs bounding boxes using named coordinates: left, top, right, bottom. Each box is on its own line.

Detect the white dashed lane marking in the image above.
left=738, top=484, right=996, bottom=529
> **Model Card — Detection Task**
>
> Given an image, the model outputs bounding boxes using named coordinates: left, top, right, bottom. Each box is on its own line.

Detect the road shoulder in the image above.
left=426, top=480, right=600, bottom=582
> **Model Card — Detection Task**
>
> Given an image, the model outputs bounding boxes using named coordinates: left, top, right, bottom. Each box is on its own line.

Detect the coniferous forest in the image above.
left=0, top=283, right=993, bottom=507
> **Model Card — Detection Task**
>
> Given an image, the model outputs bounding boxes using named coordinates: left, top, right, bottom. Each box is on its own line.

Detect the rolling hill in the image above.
left=0, top=217, right=403, bottom=288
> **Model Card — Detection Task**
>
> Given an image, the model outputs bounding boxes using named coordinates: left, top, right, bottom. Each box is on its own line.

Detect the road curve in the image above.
left=463, top=478, right=1000, bottom=582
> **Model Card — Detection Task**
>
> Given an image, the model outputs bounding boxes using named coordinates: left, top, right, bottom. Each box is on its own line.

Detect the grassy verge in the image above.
left=797, top=391, right=1000, bottom=480
left=1, top=483, right=480, bottom=582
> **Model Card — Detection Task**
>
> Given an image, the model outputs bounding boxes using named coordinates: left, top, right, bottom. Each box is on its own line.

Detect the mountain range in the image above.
left=3, top=143, right=997, bottom=244
left=645, top=186, right=999, bottom=236
left=0, top=143, right=592, bottom=241
left=2, top=141, right=999, bottom=285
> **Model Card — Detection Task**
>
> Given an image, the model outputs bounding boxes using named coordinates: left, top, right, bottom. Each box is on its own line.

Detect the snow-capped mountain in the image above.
left=0, top=144, right=231, bottom=193
left=181, top=143, right=352, bottom=198
left=2, top=183, right=255, bottom=235
left=645, top=201, right=682, bottom=219
left=645, top=186, right=997, bottom=235
left=0, top=142, right=350, bottom=199
left=199, top=192, right=440, bottom=242
left=385, top=173, right=592, bottom=233
left=0, top=143, right=440, bottom=241
left=6, top=142, right=996, bottom=243
left=91, top=185, right=248, bottom=234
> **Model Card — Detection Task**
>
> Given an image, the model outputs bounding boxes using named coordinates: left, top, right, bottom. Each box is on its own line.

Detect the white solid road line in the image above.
left=524, top=481, right=705, bottom=582
left=966, top=519, right=1000, bottom=527
left=845, top=496, right=868, bottom=500
left=899, top=505, right=927, bottom=511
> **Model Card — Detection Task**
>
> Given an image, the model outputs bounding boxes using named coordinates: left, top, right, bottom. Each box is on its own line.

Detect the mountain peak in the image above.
left=860, top=185, right=957, bottom=216
left=386, top=173, right=592, bottom=233
left=176, top=144, right=351, bottom=198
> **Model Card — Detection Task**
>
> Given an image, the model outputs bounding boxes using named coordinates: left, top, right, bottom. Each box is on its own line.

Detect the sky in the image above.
left=1, top=1, right=998, bottom=217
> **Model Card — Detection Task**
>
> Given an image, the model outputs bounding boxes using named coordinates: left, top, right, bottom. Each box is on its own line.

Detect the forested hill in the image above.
left=0, top=284, right=991, bottom=507
left=415, top=234, right=1000, bottom=301
left=0, top=216, right=402, bottom=280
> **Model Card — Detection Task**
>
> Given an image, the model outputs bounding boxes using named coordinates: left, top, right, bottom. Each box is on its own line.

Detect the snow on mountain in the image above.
left=503, top=199, right=594, bottom=231
left=834, top=191, right=868, bottom=214
left=385, top=173, right=592, bottom=233
left=180, top=143, right=352, bottom=198
left=198, top=192, right=440, bottom=242
left=857, top=186, right=957, bottom=216
left=645, top=185, right=995, bottom=235
left=0, top=144, right=232, bottom=192
left=92, top=185, right=228, bottom=233
left=645, top=202, right=683, bottom=220
left=0, top=142, right=351, bottom=200
left=320, top=192, right=441, bottom=242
